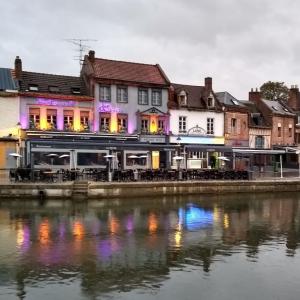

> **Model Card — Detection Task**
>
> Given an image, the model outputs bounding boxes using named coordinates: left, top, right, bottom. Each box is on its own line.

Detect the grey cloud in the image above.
left=1, top=0, right=300, bottom=98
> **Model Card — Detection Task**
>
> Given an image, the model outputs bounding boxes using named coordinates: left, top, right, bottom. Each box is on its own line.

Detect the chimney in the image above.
left=88, top=50, right=95, bottom=63
left=288, top=85, right=300, bottom=110
left=14, top=56, right=22, bottom=79
left=249, top=88, right=261, bottom=102
left=205, top=77, right=212, bottom=91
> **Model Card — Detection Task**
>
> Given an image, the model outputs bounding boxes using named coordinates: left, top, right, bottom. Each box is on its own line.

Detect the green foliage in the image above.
left=260, top=81, right=289, bottom=101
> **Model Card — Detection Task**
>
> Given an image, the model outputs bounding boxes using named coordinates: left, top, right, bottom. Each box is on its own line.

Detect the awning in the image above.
left=233, top=149, right=286, bottom=154
left=185, top=145, right=232, bottom=152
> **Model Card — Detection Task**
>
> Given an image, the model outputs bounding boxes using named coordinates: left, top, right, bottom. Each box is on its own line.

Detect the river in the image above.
left=1, top=193, right=300, bottom=299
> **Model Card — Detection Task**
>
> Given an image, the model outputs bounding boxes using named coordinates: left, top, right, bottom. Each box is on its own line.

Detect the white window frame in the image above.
left=99, top=85, right=111, bottom=102
left=207, top=118, right=214, bottom=135
left=179, top=116, right=187, bottom=133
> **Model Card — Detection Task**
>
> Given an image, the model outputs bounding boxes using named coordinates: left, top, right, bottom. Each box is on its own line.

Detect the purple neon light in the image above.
left=37, top=98, right=75, bottom=107
left=99, top=103, right=121, bottom=113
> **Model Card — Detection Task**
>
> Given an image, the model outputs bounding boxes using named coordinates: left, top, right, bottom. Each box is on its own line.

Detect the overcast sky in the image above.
left=1, top=0, right=300, bottom=99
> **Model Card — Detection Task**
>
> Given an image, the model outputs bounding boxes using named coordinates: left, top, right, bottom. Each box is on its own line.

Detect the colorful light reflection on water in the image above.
left=179, top=205, right=214, bottom=231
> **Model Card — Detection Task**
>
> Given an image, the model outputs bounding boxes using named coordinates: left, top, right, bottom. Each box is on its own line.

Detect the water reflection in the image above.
left=1, top=194, right=300, bottom=299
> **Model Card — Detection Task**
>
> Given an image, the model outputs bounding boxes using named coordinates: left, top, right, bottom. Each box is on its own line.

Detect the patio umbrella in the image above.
left=173, top=156, right=184, bottom=160
left=217, top=156, right=230, bottom=161
left=59, top=154, right=70, bottom=159
left=139, top=155, right=148, bottom=158
left=9, top=153, right=22, bottom=158
left=128, top=155, right=138, bottom=158
left=46, top=153, right=59, bottom=157
left=104, top=154, right=116, bottom=158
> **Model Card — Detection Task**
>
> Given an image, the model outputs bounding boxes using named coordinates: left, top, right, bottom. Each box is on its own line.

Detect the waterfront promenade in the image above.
left=0, top=171, right=300, bottom=200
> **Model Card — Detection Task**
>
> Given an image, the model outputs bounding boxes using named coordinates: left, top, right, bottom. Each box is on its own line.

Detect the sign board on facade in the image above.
left=187, top=125, right=207, bottom=136
left=99, top=103, right=121, bottom=113
left=36, top=98, right=75, bottom=107
left=140, top=136, right=166, bottom=143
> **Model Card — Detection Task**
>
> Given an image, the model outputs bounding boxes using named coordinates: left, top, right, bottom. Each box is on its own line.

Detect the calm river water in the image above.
left=1, top=193, right=300, bottom=300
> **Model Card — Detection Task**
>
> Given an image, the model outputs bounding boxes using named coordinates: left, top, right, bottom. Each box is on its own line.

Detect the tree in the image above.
left=260, top=81, right=289, bottom=102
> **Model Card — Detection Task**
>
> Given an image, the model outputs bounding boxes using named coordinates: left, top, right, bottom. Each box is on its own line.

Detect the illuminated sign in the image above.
left=99, top=103, right=121, bottom=113
left=36, top=98, right=75, bottom=107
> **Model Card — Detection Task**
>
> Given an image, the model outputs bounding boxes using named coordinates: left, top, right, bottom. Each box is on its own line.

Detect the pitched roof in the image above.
left=240, top=100, right=271, bottom=128
left=262, top=99, right=295, bottom=117
left=172, top=83, right=206, bottom=109
left=0, top=68, right=18, bottom=91
left=18, top=71, right=88, bottom=97
left=90, top=58, right=170, bottom=86
left=216, top=91, right=246, bottom=107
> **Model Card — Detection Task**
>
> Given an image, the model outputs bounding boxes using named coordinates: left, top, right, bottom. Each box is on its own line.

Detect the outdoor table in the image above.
left=42, top=171, right=57, bottom=182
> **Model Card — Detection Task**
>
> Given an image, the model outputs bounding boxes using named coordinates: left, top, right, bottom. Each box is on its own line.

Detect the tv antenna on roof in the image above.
left=65, top=38, right=98, bottom=72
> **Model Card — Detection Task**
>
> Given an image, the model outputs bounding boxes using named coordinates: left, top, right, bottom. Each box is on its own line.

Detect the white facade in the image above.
left=0, top=94, right=20, bottom=137
left=169, top=109, right=224, bottom=137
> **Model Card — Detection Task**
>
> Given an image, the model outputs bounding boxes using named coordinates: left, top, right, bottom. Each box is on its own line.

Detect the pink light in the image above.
left=99, top=103, right=121, bottom=113
left=37, top=98, right=75, bottom=107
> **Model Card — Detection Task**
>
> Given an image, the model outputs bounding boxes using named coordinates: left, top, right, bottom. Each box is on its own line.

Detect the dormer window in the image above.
left=48, top=86, right=60, bottom=93
left=231, top=99, right=239, bottom=105
left=207, top=93, right=215, bottom=108
left=71, top=87, right=81, bottom=94
left=28, top=84, right=39, bottom=91
left=178, top=90, right=187, bottom=106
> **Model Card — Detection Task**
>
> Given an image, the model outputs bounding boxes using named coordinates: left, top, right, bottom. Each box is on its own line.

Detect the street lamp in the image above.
left=104, top=154, right=115, bottom=182
left=16, top=122, right=22, bottom=167
left=176, top=136, right=183, bottom=180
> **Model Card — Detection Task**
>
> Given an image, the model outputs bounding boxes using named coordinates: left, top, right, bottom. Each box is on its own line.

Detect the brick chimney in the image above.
left=205, top=77, right=212, bottom=91
left=14, top=56, right=22, bottom=80
left=88, top=50, right=95, bottom=63
left=288, top=85, right=300, bottom=110
left=249, top=88, right=261, bottom=102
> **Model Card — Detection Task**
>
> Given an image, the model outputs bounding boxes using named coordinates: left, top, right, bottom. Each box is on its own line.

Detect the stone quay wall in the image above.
left=0, top=179, right=300, bottom=200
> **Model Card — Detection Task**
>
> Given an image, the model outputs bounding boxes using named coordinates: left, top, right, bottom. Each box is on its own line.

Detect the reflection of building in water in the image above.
left=3, top=196, right=300, bottom=298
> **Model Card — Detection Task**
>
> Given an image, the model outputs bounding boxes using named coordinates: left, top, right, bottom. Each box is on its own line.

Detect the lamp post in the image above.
left=16, top=122, right=22, bottom=167
left=176, top=136, right=183, bottom=180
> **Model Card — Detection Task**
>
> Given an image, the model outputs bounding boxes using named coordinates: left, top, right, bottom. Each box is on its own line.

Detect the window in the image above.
left=80, top=111, right=90, bottom=132
left=117, top=86, right=128, bottom=103
left=99, top=85, right=111, bottom=102
left=138, top=88, right=148, bottom=105
left=178, top=90, right=187, bottom=106
left=207, top=96, right=214, bottom=108
left=100, top=113, right=110, bottom=132
left=179, top=116, right=187, bottom=133
left=278, top=123, right=282, bottom=137
left=64, top=110, right=74, bottom=131
left=231, top=118, right=237, bottom=134
left=28, top=84, right=39, bottom=91
left=48, top=86, right=60, bottom=93
left=289, top=124, right=293, bottom=137
left=231, top=99, right=239, bottom=105
left=46, top=109, right=57, bottom=130
left=152, top=89, right=162, bottom=106
left=29, top=108, right=40, bottom=129
left=77, top=152, right=107, bottom=167
left=255, top=136, right=264, bottom=148
left=158, top=118, right=165, bottom=133
left=141, top=118, right=149, bottom=133
left=272, top=106, right=278, bottom=111
left=71, top=87, right=81, bottom=94
left=207, top=118, right=214, bottom=134
left=117, top=114, right=128, bottom=133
